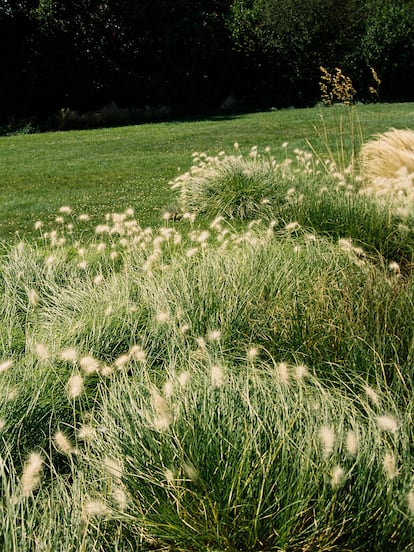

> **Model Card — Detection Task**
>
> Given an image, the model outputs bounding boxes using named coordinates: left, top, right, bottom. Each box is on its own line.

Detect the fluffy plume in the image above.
left=345, top=430, right=359, bottom=457
left=112, top=487, right=128, bottom=512
left=319, top=425, right=335, bottom=456
left=0, top=359, right=13, bottom=374
left=383, top=451, right=398, bottom=480
left=54, top=431, right=77, bottom=455
left=60, top=348, right=78, bottom=363
left=104, top=456, right=123, bottom=480
left=21, top=452, right=43, bottom=496
left=376, top=415, right=398, bottom=434
left=82, top=500, right=111, bottom=520
left=331, top=465, right=345, bottom=488
left=28, top=289, right=39, bottom=306
left=79, top=355, right=100, bottom=374
left=210, top=364, right=224, bottom=387
left=67, top=373, right=84, bottom=399
left=35, top=343, right=50, bottom=361
left=407, top=491, right=414, bottom=515
left=360, top=128, right=414, bottom=182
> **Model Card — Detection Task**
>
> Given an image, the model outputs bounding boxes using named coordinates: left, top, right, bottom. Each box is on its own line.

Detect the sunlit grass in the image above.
left=0, top=104, right=414, bottom=550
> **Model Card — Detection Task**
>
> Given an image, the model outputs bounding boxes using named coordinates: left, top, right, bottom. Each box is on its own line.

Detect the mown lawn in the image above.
left=0, top=102, right=413, bottom=241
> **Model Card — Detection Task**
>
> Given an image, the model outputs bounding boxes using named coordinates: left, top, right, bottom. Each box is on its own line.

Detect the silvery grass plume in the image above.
left=360, top=128, right=414, bottom=181
left=359, top=128, right=414, bottom=210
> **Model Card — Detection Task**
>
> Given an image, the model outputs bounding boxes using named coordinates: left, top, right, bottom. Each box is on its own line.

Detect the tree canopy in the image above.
left=1, top=0, right=413, bottom=127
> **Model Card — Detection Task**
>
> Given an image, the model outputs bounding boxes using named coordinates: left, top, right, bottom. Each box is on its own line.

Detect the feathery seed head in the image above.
left=28, top=289, right=39, bottom=306
left=152, top=390, right=169, bottom=416
left=114, top=354, right=130, bottom=370
left=104, top=456, right=123, bottom=480
left=67, top=373, right=84, bottom=399
left=364, top=385, right=380, bottom=406
left=345, top=430, right=359, bottom=456
left=77, top=425, right=96, bottom=442
left=151, top=390, right=171, bottom=431
left=276, top=361, right=289, bottom=384
left=388, top=261, right=400, bottom=275
left=177, top=371, right=190, bottom=387
left=407, top=491, right=414, bottom=515
left=383, top=451, right=398, bottom=480
left=164, top=469, right=174, bottom=484
left=112, top=487, right=128, bottom=511
left=197, top=230, right=210, bottom=243
left=184, top=463, right=198, bottom=481
left=285, top=221, right=300, bottom=232
left=95, top=224, right=110, bottom=234
left=21, top=452, right=43, bottom=497
left=207, top=329, right=221, bottom=342
left=100, top=364, right=113, bottom=377
left=35, top=343, right=49, bottom=361
left=156, top=311, right=170, bottom=323
left=376, top=415, right=398, bottom=434
left=82, top=500, right=110, bottom=520
left=93, top=274, right=104, bottom=286
left=186, top=247, right=198, bottom=257
left=79, top=355, right=100, bottom=374
left=163, top=380, right=174, bottom=398
left=319, top=425, right=335, bottom=456
left=211, top=364, right=224, bottom=387
left=129, top=345, right=147, bottom=363
left=60, top=348, right=78, bottom=363
left=210, top=216, right=224, bottom=230
left=6, top=387, right=18, bottom=401
left=295, top=364, right=309, bottom=380
left=59, top=206, right=72, bottom=214
left=0, top=360, right=13, bottom=374
left=153, top=416, right=171, bottom=431
left=247, top=347, right=259, bottom=361
left=195, top=336, right=206, bottom=350
left=54, top=431, right=76, bottom=455
left=331, top=465, right=345, bottom=488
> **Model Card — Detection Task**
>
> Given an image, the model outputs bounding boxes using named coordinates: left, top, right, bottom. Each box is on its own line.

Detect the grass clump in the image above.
left=171, top=144, right=414, bottom=266
left=1, top=111, right=414, bottom=549
left=90, top=362, right=414, bottom=551
left=171, top=147, right=282, bottom=220
left=0, top=209, right=413, bottom=550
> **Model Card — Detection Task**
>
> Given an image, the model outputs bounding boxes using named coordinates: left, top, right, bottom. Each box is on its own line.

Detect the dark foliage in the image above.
left=0, top=0, right=413, bottom=129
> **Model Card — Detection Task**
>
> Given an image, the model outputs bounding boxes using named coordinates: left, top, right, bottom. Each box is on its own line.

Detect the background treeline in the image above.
left=1, top=0, right=414, bottom=130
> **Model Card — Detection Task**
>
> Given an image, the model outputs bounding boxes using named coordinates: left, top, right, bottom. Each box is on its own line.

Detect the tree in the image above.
left=359, top=0, right=414, bottom=101
left=226, top=0, right=366, bottom=107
